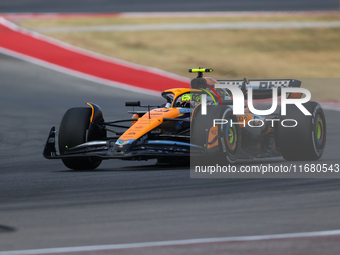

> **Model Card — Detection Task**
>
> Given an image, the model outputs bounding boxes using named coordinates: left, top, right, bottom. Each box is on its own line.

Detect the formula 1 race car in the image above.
left=43, top=68, right=326, bottom=170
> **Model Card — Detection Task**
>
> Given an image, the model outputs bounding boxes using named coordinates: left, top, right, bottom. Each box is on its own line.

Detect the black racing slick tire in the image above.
left=276, top=101, right=326, bottom=161
left=58, top=107, right=103, bottom=170
left=191, top=105, right=241, bottom=164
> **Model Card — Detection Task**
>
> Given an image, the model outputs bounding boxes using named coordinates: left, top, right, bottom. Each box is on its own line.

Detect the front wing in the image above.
left=43, top=127, right=204, bottom=160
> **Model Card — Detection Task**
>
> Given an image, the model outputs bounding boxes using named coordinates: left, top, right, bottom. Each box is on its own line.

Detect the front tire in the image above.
left=191, top=105, right=241, bottom=163
left=276, top=101, right=326, bottom=161
left=59, top=107, right=104, bottom=170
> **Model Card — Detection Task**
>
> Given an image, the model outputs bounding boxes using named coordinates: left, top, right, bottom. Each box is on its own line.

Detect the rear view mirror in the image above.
left=125, top=101, right=141, bottom=107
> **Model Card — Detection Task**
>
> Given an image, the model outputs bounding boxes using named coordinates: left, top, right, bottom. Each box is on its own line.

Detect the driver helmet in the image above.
left=181, top=93, right=192, bottom=102
left=180, top=93, right=192, bottom=108
left=180, top=93, right=201, bottom=108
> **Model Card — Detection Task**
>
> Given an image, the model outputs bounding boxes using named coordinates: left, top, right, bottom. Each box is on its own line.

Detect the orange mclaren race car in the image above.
left=43, top=69, right=326, bottom=170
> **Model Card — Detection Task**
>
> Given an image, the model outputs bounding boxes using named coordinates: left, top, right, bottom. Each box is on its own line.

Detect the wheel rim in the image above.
left=226, top=122, right=238, bottom=154
left=314, top=114, right=325, bottom=150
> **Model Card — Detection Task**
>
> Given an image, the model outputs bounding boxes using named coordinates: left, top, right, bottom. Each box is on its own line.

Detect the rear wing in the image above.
left=217, top=79, right=302, bottom=99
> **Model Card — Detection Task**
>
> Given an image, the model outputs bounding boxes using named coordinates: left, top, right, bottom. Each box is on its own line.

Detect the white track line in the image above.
left=34, top=21, right=340, bottom=33
left=0, top=18, right=189, bottom=96
left=119, top=11, right=340, bottom=18
left=0, top=18, right=188, bottom=84
left=1, top=229, right=340, bottom=255
left=0, top=46, right=160, bottom=96
left=319, top=101, right=340, bottom=112
left=1, top=11, right=339, bottom=20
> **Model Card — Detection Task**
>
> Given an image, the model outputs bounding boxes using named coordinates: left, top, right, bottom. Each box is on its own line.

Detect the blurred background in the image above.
left=3, top=0, right=339, bottom=99
left=1, top=1, right=340, bottom=254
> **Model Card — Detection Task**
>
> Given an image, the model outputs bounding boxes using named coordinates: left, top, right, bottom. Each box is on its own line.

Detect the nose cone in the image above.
left=112, top=139, right=136, bottom=155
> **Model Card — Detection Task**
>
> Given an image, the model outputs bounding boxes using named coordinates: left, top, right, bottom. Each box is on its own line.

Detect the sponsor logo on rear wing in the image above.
left=216, top=79, right=303, bottom=101
left=217, top=79, right=301, bottom=90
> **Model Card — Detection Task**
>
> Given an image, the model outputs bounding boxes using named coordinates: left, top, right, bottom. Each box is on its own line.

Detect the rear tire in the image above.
left=59, top=107, right=103, bottom=170
left=276, top=101, right=326, bottom=161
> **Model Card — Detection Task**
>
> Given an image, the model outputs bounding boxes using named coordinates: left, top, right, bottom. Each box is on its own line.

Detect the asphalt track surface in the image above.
left=1, top=51, right=340, bottom=254
left=0, top=0, right=339, bottom=13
